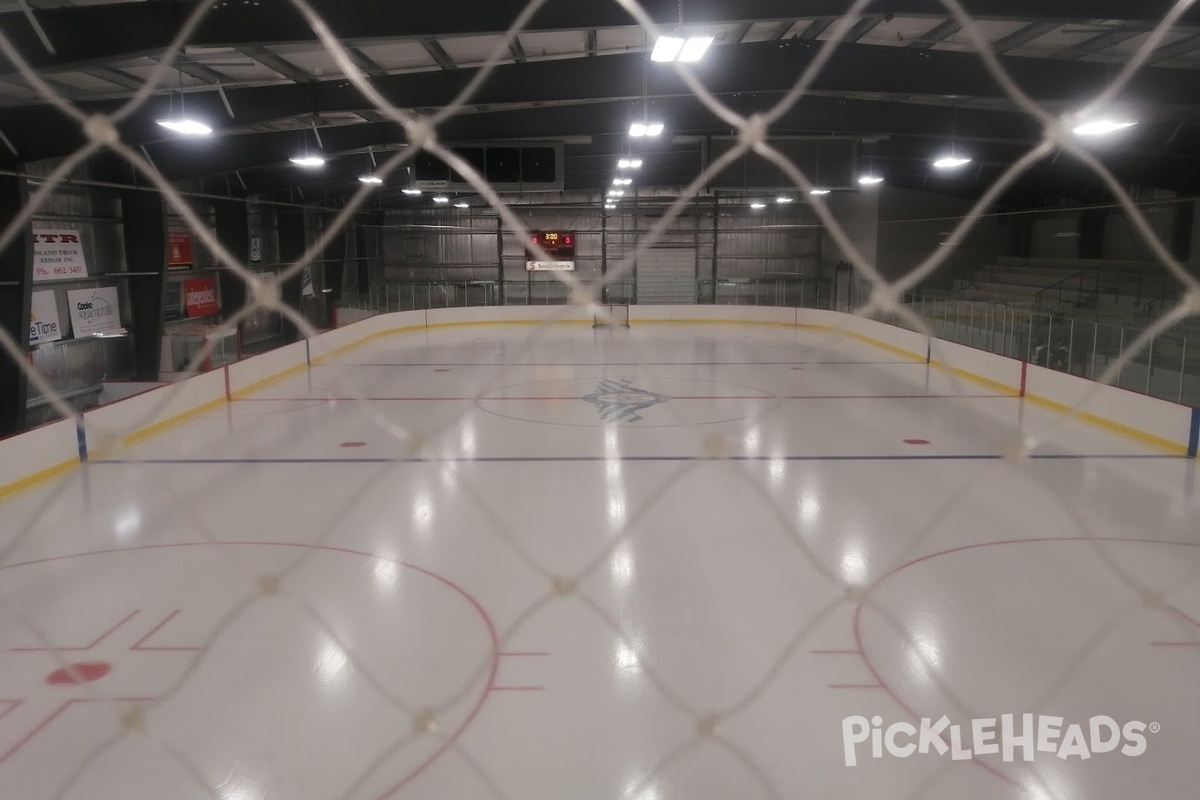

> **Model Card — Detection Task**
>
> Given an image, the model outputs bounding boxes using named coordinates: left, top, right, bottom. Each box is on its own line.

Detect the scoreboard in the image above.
left=526, top=230, right=576, bottom=271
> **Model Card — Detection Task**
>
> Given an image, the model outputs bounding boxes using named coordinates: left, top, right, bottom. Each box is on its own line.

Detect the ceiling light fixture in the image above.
left=776, top=196, right=794, bottom=204
left=933, top=155, right=971, bottom=170
left=1072, top=119, right=1138, bottom=137
left=810, top=188, right=831, bottom=196
left=618, top=158, right=643, bottom=169
left=358, top=175, right=383, bottom=184
left=651, top=35, right=714, bottom=63
left=858, top=174, right=885, bottom=186
left=630, top=122, right=664, bottom=137
left=609, top=189, right=625, bottom=197
left=605, top=203, right=617, bottom=210
left=651, top=36, right=685, bottom=62
left=289, top=155, right=325, bottom=168
left=453, top=202, right=469, bottom=208
left=750, top=202, right=767, bottom=209
left=613, top=177, right=632, bottom=186
left=433, top=196, right=450, bottom=203
left=678, top=36, right=714, bottom=62
left=156, top=118, right=212, bottom=136
left=401, top=188, right=422, bottom=196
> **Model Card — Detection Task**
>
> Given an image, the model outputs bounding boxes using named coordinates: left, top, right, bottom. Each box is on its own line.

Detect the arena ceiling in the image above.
left=1, top=0, right=1199, bottom=207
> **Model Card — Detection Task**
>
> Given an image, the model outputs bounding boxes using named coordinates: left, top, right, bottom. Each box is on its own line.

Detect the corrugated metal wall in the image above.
left=365, top=196, right=826, bottom=307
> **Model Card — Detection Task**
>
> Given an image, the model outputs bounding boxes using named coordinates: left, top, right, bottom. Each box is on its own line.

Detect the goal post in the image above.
left=594, top=304, right=631, bottom=328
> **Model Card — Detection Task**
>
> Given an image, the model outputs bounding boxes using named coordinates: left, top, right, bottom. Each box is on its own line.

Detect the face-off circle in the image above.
left=0, top=543, right=498, bottom=799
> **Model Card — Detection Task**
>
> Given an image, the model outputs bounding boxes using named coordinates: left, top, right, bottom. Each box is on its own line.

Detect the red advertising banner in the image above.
left=183, top=277, right=219, bottom=318
left=168, top=231, right=194, bottom=269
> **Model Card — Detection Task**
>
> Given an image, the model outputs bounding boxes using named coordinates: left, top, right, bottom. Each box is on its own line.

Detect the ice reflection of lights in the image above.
left=607, top=496, right=627, bottom=526
left=315, top=640, right=350, bottom=686
left=614, top=641, right=640, bottom=674
left=372, top=557, right=399, bottom=590
left=610, top=545, right=634, bottom=587
left=622, top=783, right=660, bottom=800
left=904, top=622, right=944, bottom=681
left=744, top=427, right=761, bottom=454
left=219, top=781, right=259, bottom=800
left=840, top=538, right=869, bottom=586
left=114, top=508, right=141, bottom=541
left=768, top=456, right=786, bottom=483
left=798, top=494, right=820, bottom=526
left=606, top=459, right=621, bottom=481
left=413, top=493, right=434, bottom=531
left=459, top=419, right=476, bottom=457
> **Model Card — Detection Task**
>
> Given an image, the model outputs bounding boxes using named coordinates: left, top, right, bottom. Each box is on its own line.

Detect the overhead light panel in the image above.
left=933, top=155, right=971, bottom=170
left=776, top=196, right=794, bottom=204
left=651, top=35, right=714, bottom=63
left=810, top=188, right=831, bottom=196
left=433, top=196, right=450, bottom=203
left=858, top=174, right=885, bottom=185
left=289, top=155, right=325, bottom=168
left=1073, top=118, right=1138, bottom=137
left=750, top=202, right=767, bottom=209
left=678, top=36, right=714, bottom=62
left=156, top=118, right=212, bottom=136
left=358, top=175, right=383, bottom=184
left=613, top=177, right=632, bottom=186
left=630, top=122, right=664, bottom=137
left=651, top=36, right=685, bottom=62
left=401, top=188, right=422, bottom=196
left=618, top=158, right=643, bottom=169
left=608, top=189, right=625, bottom=197
left=605, top=203, right=617, bottom=210
left=453, top=202, right=469, bottom=208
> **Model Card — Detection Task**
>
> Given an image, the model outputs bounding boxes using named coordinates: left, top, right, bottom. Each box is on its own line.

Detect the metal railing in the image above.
left=905, top=293, right=1200, bottom=406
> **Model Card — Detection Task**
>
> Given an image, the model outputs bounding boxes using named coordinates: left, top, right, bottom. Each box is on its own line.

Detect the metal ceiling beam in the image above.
left=768, top=20, right=795, bottom=40
left=5, top=39, right=1198, bottom=158
left=347, top=47, right=386, bottom=78
left=421, top=39, right=457, bottom=71
left=3, top=1, right=1199, bottom=74
left=991, top=21, right=1060, bottom=55
left=1146, top=32, right=1200, bottom=64
left=842, top=16, right=885, bottom=43
left=907, top=19, right=962, bottom=49
left=238, top=46, right=310, bottom=83
left=509, top=37, right=527, bottom=64
left=170, top=60, right=230, bottom=85
left=78, top=65, right=142, bottom=91
left=798, top=19, right=832, bottom=40
left=731, top=22, right=755, bottom=44
left=1051, top=27, right=1145, bottom=60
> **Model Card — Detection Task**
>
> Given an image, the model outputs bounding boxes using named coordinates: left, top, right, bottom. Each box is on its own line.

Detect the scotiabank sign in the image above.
left=183, top=277, right=219, bottom=318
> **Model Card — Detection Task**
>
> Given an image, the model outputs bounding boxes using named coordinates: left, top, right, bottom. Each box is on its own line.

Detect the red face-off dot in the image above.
left=46, top=661, right=111, bottom=686
left=904, top=438, right=931, bottom=445
left=339, top=441, right=367, bottom=448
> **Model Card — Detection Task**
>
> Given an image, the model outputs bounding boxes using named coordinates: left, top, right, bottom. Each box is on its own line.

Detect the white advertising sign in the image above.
left=29, top=290, right=65, bottom=345
left=526, top=260, right=575, bottom=272
left=300, top=266, right=315, bottom=297
left=66, top=286, right=122, bottom=336
left=249, top=235, right=262, bottom=264
left=33, top=229, right=89, bottom=282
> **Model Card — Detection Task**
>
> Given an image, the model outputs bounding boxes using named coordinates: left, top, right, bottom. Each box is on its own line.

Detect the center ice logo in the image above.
left=581, top=379, right=669, bottom=423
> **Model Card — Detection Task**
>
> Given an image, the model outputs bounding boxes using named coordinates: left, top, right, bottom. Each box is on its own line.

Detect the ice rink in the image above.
left=1, top=321, right=1198, bottom=800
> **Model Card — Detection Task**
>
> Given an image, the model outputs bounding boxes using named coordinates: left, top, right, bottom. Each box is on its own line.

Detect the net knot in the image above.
left=405, top=118, right=437, bottom=151
left=82, top=114, right=120, bottom=147
left=738, top=114, right=769, bottom=148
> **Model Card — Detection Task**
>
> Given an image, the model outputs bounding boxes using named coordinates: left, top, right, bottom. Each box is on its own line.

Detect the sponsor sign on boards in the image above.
left=33, top=229, right=88, bottom=282
left=29, top=290, right=65, bottom=344
left=183, top=277, right=219, bottom=318
left=66, top=286, right=121, bottom=335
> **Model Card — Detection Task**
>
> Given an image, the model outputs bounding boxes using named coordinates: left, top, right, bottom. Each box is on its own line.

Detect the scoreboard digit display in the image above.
left=526, top=231, right=576, bottom=271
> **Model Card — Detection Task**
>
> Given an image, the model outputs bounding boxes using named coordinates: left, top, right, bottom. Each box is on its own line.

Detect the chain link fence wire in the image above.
left=1, top=1, right=1199, bottom=798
